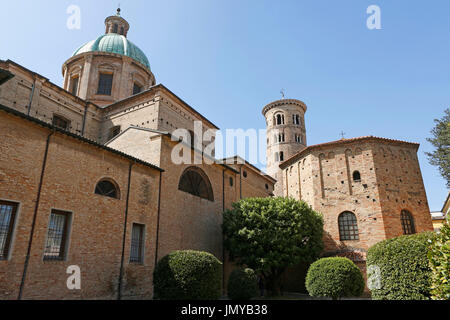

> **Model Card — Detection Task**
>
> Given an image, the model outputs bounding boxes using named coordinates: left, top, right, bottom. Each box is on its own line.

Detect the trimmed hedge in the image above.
left=367, top=232, right=435, bottom=300
left=305, top=257, right=364, bottom=300
left=227, top=268, right=258, bottom=300
left=428, top=222, right=450, bottom=300
left=153, top=250, right=222, bottom=300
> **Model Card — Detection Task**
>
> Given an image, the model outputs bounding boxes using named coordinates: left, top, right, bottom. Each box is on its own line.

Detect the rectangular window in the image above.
left=0, top=201, right=18, bottom=260
left=52, top=115, right=70, bottom=131
left=130, top=223, right=145, bottom=263
left=97, top=73, right=113, bottom=95
left=109, top=126, right=121, bottom=140
left=44, top=210, right=70, bottom=261
left=133, top=83, right=142, bottom=95
left=70, top=77, right=79, bottom=96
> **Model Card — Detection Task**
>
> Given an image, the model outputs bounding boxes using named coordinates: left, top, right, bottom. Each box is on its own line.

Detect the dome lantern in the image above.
left=104, top=8, right=130, bottom=37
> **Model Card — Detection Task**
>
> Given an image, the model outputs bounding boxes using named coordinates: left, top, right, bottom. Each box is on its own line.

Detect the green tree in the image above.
left=428, top=220, right=450, bottom=300
left=222, top=197, right=323, bottom=296
left=426, top=108, right=450, bottom=188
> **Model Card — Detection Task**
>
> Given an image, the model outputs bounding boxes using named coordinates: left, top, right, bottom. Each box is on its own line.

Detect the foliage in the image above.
left=428, top=222, right=450, bottom=300
left=305, top=257, right=364, bottom=300
left=222, top=197, right=323, bottom=295
left=426, top=108, right=450, bottom=188
left=367, top=232, right=436, bottom=300
left=227, top=268, right=258, bottom=300
left=153, top=250, right=222, bottom=300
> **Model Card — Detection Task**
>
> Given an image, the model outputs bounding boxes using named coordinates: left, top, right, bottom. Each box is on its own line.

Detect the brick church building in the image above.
left=0, top=10, right=433, bottom=299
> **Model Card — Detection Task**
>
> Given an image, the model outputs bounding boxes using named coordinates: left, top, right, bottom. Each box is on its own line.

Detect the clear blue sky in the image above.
left=1, top=0, right=448, bottom=210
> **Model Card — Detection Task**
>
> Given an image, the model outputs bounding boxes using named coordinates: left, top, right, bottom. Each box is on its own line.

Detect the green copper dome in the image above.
left=72, top=33, right=151, bottom=70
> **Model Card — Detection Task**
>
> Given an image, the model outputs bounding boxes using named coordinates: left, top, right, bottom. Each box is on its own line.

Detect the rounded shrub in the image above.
left=153, top=250, right=222, bottom=300
left=305, top=257, right=364, bottom=300
left=227, top=268, right=258, bottom=300
left=367, top=232, right=435, bottom=300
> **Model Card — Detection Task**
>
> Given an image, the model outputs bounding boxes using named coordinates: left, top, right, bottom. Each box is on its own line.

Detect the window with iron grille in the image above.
left=133, top=83, right=142, bottom=95
left=44, top=210, right=70, bottom=261
left=130, top=223, right=145, bottom=263
left=178, top=167, right=214, bottom=201
left=338, top=211, right=359, bottom=240
left=0, top=200, right=18, bottom=260
left=401, top=210, right=416, bottom=235
left=97, top=73, right=113, bottom=95
left=52, top=115, right=70, bottom=130
left=70, top=77, right=79, bottom=96
left=109, top=126, right=121, bottom=140
left=95, top=179, right=119, bottom=199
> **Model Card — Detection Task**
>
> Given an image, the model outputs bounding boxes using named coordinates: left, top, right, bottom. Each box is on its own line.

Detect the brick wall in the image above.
left=0, top=111, right=161, bottom=299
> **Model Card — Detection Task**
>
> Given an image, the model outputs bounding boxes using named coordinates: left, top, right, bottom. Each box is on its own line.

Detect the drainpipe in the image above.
left=239, top=167, right=242, bottom=200
left=154, top=171, right=163, bottom=268
left=222, top=169, right=226, bottom=294
left=18, top=130, right=54, bottom=300
left=27, top=77, right=36, bottom=116
left=81, top=103, right=88, bottom=137
left=117, top=162, right=134, bottom=300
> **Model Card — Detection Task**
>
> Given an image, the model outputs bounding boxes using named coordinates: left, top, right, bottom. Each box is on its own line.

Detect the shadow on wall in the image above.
left=279, top=232, right=369, bottom=294
left=280, top=262, right=310, bottom=294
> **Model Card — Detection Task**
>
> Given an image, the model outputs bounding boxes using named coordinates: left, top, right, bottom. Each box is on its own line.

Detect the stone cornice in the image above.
left=262, top=98, right=307, bottom=116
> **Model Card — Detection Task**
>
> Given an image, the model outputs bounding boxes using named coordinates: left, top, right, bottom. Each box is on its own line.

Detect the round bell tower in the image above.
left=263, top=98, right=307, bottom=196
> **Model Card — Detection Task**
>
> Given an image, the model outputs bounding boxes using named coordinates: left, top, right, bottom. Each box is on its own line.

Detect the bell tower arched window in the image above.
left=275, top=113, right=285, bottom=126
left=178, top=167, right=214, bottom=201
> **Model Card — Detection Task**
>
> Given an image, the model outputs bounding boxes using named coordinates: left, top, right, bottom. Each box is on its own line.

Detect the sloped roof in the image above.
left=280, top=136, right=419, bottom=169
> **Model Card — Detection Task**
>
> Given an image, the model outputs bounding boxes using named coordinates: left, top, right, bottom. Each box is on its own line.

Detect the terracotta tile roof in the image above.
left=280, top=136, right=419, bottom=169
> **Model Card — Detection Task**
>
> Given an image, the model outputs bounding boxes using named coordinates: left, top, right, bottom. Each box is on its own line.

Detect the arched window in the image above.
left=95, top=179, right=120, bottom=199
left=400, top=210, right=416, bottom=234
left=338, top=211, right=359, bottom=240
left=275, top=113, right=285, bottom=125
left=178, top=167, right=214, bottom=201
left=353, top=171, right=361, bottom=182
